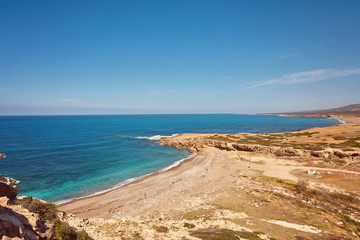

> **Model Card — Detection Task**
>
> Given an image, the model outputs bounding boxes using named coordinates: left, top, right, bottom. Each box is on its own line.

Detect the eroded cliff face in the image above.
left=160, top=135, right=360, bottom=160
left=0, top=174, right=55, bottom=240
left=0, top=175, right=19, bottom=202
left=0, top=197, right=54, bottom=240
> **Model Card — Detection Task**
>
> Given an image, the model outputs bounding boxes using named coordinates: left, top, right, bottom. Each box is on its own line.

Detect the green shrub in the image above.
left=274, top=150, right=296, bottom=157
left=76, top=230, right=92, bottom=240
left=152, top=225, right=169, bottom=233
left=53, top=220, right=93, bottom=240
left=342, top=148, right=355, bottom=152
left=184, top=222, right=196, bottom=229
left=190, top=228, right=262, bottom=240
left=22, top=199, right=92, bottom=239
left=53, top=219, right=77, bottom=240
left=333, top=136, right=347, bottom=140
left=22, top=199, right=57, bottom=221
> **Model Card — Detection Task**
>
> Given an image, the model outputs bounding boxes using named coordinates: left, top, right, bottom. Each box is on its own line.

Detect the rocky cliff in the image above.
left=160, top=135, right=360, bottom=160
left=0, top=175, right=19, bottom=202
left=0, top=174, right=55, bottom=240
left=0, top=197, right=54, bottom=240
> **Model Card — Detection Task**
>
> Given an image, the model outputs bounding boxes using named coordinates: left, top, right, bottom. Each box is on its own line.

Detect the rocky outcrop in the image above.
left=0, top=201, right=39, bottom=240
left=160, top=137, right=360, bottom=160
left=0, top=175, right=19, bottom=202
left=160, top=136, right=205, bottom=153
left=0, top=175, right=55, bottom=240
left=0, top=197, right=55, bottom=240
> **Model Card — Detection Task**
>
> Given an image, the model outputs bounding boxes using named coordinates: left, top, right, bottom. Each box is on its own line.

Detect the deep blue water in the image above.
left=0, top=114, right=339, bottom=203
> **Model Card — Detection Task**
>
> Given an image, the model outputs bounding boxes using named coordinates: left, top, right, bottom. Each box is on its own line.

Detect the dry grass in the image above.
left=182, top=209, right=214, bottom=221
left=152, top=225, right=169, bottom=233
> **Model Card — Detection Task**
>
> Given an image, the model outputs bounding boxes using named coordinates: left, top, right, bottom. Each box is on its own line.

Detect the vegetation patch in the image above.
left=329, top=137, right=360, bottom=149
left=53, top=219, right=77, bottom=240
left=282, top=131, right=320, bottom=137
left=190, top=228, right=262, bottom=240
left=333, top=136, right=347, bottom=140
left=121, top=233, right=144, bottom=240
left=22, top=198, right=93, bottom=239
left=22, top=199, right=57, bottom=221
left=183, top=209, right=214, bottom=220
left=273, top=150, right=297, bottom=157
left=184, top=222, right=196, bottom=229
left=206, top=135, right=233, bottom=142
left=206, top=133, right=329, bottom=151
left=342, top=148, right=355, bottom=151
left=334, top=212, right=360, bottom=237
left=152, top=225, right=169, bottom=233
left=257, top=176, right=296, bottom=191
left=53, top=219, right=92, bottom=240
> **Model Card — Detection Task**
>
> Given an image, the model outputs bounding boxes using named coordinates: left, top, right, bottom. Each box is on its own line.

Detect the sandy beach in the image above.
left=56, top=114, right=360, bottom=239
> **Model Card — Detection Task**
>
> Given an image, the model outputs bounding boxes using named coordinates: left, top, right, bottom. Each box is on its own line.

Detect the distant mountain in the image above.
left=274, top=104, right=360, bottom=117
left=321, top=104, right=360, bottom=113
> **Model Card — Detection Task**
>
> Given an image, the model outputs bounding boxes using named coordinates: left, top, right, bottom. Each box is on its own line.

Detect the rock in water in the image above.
left=0, top=175, right=20, bottom=201
left=0, top=153, right=6, bottom=158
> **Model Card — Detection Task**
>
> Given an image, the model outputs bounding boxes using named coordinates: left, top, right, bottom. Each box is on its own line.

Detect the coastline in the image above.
left=57, top=113, right=360, bottom=239
left=56, top=152, right=197, bottom=205
left=58, top=114, right=352, bottom=214
left=57, top=115, right=341, bottom=206
left=58, top=150, right=206, bottom=218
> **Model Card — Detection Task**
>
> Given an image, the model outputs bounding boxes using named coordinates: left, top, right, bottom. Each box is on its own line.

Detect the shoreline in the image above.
left=56, top=152, right=197, bottom=205
left=57, top=114, right=344, bottom=207
left=58, top=149, right=210, bottom=218
left=58, top=115, right=351, bottom=215
left=57, top=113, right=360, bottom=239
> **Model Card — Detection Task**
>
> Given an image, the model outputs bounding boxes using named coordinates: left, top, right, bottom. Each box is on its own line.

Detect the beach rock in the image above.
left=0, top=175, right=20, bottom=201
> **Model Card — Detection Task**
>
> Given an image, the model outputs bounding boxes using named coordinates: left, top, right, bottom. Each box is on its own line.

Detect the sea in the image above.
left=0, top=114, right=339, bottom=203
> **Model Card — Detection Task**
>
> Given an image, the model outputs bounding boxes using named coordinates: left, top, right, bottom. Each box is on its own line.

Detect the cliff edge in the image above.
left=0, top=153, right=92, bottom=240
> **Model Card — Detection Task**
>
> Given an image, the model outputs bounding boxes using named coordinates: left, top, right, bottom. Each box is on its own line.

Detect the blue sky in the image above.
left=1, top=0, right=359, bottom=115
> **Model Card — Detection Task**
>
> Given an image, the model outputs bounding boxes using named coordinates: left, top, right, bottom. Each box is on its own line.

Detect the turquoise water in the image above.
left=0, top=114, right=339, bottom=203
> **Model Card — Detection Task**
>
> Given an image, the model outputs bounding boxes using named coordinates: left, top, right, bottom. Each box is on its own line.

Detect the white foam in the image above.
left=328, top=117, right=346, bottom=124
left=158, top=153, right=197, bottom=172
left=55, top=152, right=196, bottom=205
left=135, top=133, right=178, bottom=141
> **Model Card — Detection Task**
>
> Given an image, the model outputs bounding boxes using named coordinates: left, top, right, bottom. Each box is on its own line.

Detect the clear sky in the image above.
left=1, top=0, right=359, bottom=115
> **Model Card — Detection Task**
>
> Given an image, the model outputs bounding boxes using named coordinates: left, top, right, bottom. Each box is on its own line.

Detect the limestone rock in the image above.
left=0, top=197, right=55, bottom=240
left=0, top=174, right=55, bottom=240
left=160, top=135, right=359, bottom=160
left=0, top=175, right=19, bottom=201
left=0, top=204, right=39, bottom=240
